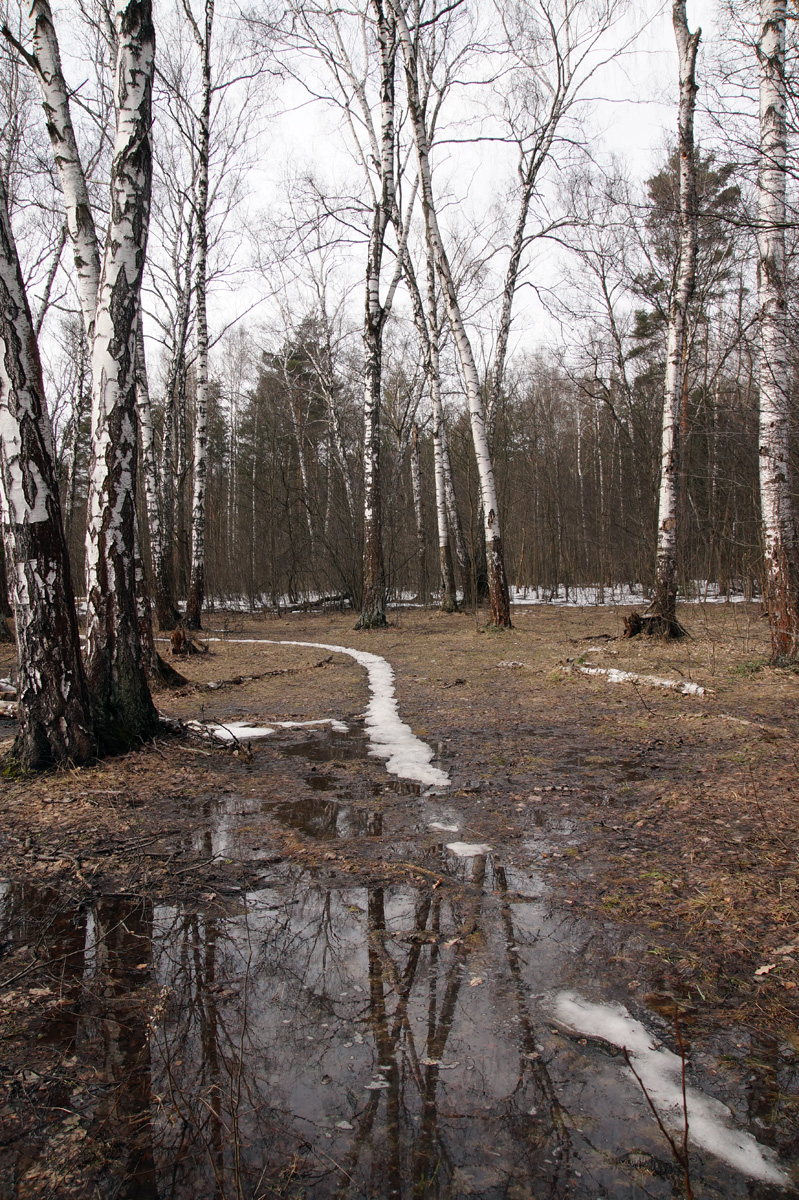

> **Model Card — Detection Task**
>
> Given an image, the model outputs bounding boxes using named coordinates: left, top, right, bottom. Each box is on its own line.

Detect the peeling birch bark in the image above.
left=649, top=0, right=700, bottom=638
left=392, top=0, right=510, bottom=626
left=84, top=0, right=158, bottom=743
left=0, top=170, right=95, bottom=768
left=184, top=0, right=213, bottom=632
left=757, top=0, right=799, bottom=661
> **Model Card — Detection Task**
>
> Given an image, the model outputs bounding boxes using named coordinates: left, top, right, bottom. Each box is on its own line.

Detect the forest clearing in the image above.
left=1, top=602, right=797, bottom=1197
left=5, top=0, right=799, bottom=1188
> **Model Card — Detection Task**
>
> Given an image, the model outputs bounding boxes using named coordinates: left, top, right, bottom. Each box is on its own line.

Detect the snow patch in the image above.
left=429, top=821, right=460, bottom=832
left=189, top=717, right=349, bottom=744
left=550, top=992, right=789, bottom=1186
left=272, top=719, right=349, bottom=733
left=190, top=721, right=276, bottom=743
left=578, top=665, right=706, bottom=696
left=446, top=842, right=492, bottom=857
left=216, top=639, right=449, bottom=788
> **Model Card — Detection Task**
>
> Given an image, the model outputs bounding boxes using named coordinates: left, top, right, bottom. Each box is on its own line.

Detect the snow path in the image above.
left=551, top=992, right=789, bottom=1186
left=578, top=665, right=706, bottom=696
left=209, top=639, right=449, bottom=788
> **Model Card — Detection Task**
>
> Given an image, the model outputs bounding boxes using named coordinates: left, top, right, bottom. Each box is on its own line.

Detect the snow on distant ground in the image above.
left=210, top=639, right=449, bottom=789
left=550, top=992, right=789, bottom=1186
left=190, top=580, right=757, bottom=614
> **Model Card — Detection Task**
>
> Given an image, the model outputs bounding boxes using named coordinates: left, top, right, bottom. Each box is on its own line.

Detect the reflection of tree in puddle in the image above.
left=142, top=860, right=572, bottom=1198
left=3, top=874, right=786, bottom=1198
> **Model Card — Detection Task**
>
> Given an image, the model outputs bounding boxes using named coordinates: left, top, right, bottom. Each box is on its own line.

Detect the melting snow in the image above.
left=215, top=639, right=449, bottom=788
left=551, top=992, right=789, bottom=1186
left=190, top=721, right=276, bottom=743
left=429, top=821, right=460, bottom=832
left=190, top=717, right=349, bottom=744
left=446, top=842, right=492, bottom=857
left=579, top=665, right=706, bottom=696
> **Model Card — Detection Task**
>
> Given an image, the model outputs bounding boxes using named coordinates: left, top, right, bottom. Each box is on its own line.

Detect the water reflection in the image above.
left=0, top=867, right=795, bottom=1199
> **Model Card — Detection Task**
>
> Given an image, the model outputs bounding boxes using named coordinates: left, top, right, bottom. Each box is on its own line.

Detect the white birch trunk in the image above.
left=24, top=0, right=101, bottom=339
left=356, top=0, right=396, bottom=629
left=0, top=169, right=95, bottom=767
left=410, top=422, right=427, bottom=601
left=424, top=252, right=457, bottom=611
left=757, top=0, right=799, bottom=660
left=392, top=0, right=510, bottom=626
left=184, top=0, right=213, bottom=631
left=84, top=0, right=158, bottom=742
left=134, top=315, right=175, bottom=634
left=650, top=0, right=700, bottom=635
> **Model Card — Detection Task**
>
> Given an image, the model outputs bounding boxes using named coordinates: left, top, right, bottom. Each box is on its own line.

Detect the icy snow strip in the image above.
left=579, top=665, right=706, bottom=696
left=551, top=992, right=789, bottom=1186
left=189, top=720, right=277, bottom=743
left=190, top=718, right=348, bottom=744
left=214, top=639, right=449, bottom=788
left=429, top=821, right=460, bottom=832
left=446, top=842, right=492, bottom=857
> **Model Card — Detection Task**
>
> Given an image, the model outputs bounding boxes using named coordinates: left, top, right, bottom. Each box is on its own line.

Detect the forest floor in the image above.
left=1, top=601, right=798, bottom=1197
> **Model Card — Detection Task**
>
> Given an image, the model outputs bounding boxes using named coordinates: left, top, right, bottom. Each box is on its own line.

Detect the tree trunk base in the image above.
left=355, top=609, right=388, bottom=630
left=439, top=594, right=459, bottom=614
left=624, top=610, right=687, bottom=639
left=150, top=652, right=188, bottom=687
left=156, top=605, right=183, bottom=632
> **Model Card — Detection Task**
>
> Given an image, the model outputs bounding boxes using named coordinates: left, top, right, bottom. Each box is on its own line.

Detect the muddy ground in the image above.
left=0, top=601, right=797, bottom=1198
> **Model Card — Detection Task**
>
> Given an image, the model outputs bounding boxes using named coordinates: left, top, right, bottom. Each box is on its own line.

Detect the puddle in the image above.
left=1, top=873, right=795, bottom=1198
left=281, top=728, right=370, bottom=762
left=263, top=796, right=383, bottom=839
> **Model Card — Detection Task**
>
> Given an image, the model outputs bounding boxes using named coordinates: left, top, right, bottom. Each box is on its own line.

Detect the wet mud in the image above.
left=1, top=606, right=798, bottom=1197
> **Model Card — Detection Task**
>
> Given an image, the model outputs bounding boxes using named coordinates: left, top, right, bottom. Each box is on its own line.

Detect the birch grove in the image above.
left=4, top=0, right=799, bottom=776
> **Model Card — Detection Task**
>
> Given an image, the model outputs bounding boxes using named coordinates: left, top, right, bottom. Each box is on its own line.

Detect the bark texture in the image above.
left=0, top=171, right=95, bottom=769
left=84, top=0, right=158, bottom=744
left=649, top=0, right=700, bottom=637
left=0, top=541, right=13, bottom=641
left=757, top=0, right=799, bottom=661
left=393, top=0, right=510, bottom=626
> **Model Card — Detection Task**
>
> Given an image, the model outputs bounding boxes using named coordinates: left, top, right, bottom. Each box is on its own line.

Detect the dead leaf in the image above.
left=754, top=963, right=777, bottom=976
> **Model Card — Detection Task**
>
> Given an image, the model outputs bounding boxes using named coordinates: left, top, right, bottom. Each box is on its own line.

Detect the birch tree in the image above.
left=649, top=0, right=700, bottom=636
left=181, top=0, right=212, bottom=630
left=0, top=168, right=95, bottom=768
left=757, top=0, right=799, bottom=660
left=84, top=0, right=158, bottom=740
left=391, top=0, right=511, bottom=626
left=2, top=0, right=102, bottom=340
